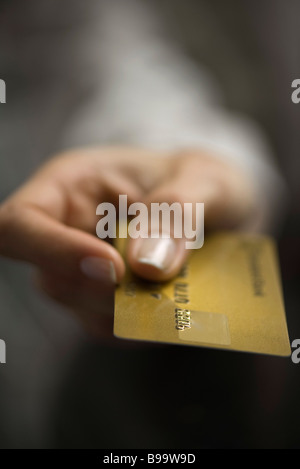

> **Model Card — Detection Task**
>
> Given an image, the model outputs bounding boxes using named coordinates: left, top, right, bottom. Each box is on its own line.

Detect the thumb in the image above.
left=126, top=153, right=255, bottom=282
left=126, top=184, right=205, bottom=282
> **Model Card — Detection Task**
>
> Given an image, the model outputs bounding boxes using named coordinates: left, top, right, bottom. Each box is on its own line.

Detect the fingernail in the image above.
left=80, top=257, right=117, bottom=284
left=137, top=238, right=176, bottom=271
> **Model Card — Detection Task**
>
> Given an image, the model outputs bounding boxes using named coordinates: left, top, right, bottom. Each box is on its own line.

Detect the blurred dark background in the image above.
left=0, top=0, right=299, bottom=448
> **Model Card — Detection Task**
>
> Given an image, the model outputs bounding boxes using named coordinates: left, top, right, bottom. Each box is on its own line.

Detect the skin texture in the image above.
left=0, top=146, right=257, bottom=338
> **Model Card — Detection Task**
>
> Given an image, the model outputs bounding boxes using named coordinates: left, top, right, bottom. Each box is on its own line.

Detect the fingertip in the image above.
left=65, top=230, right=126, bottom=283
left=127, top=236, right=187, bottom=282
left=79, top=257, right=117, bottom=284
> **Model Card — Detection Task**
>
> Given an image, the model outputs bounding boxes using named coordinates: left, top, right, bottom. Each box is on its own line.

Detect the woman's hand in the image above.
left=0, top=146, right=256, bottom=337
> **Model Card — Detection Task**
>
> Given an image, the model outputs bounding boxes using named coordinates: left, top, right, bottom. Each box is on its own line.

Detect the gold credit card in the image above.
left=114, top=232, right=291, bottom=356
